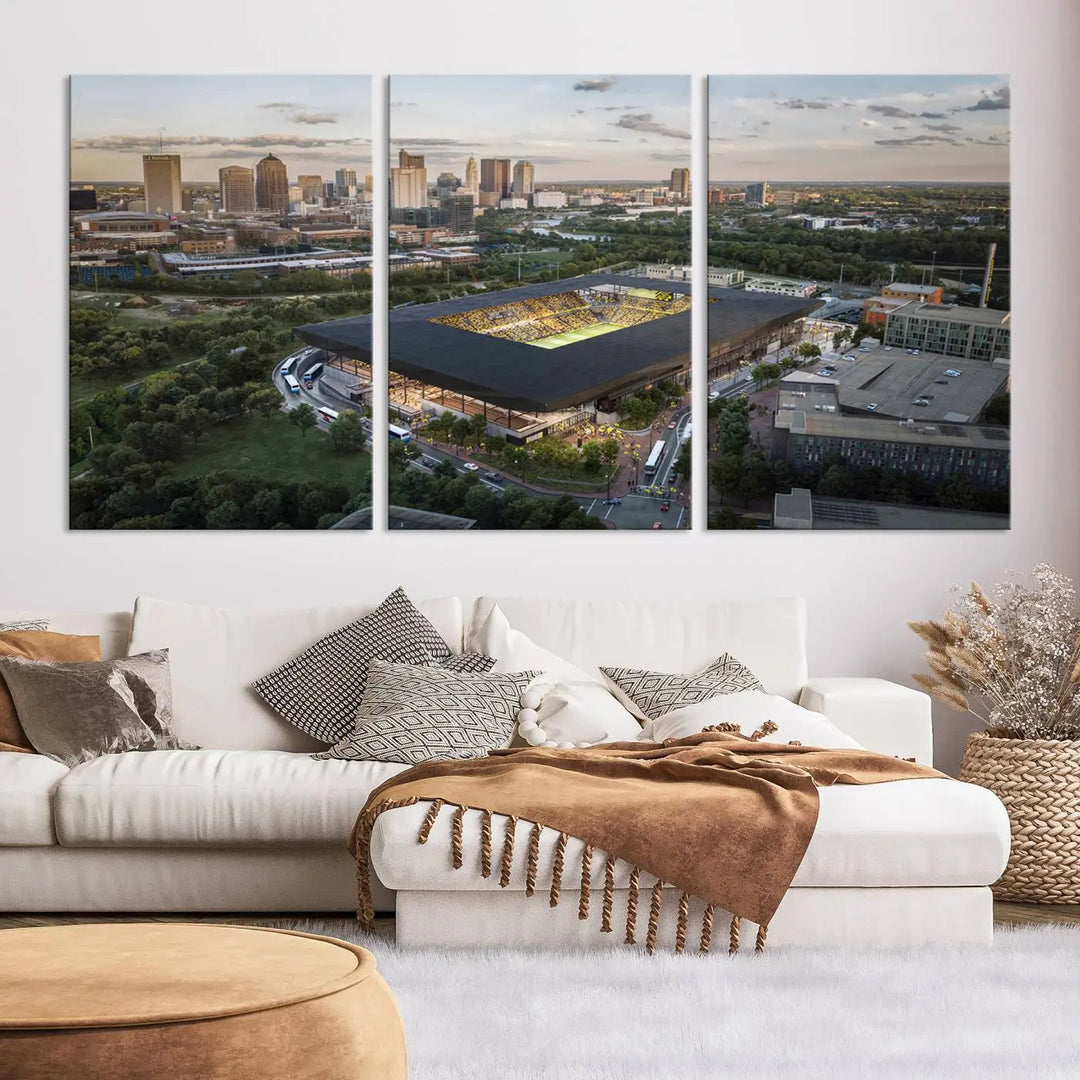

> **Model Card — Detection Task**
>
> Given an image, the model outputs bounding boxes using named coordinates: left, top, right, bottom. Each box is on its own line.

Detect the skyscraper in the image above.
left=297, top=174, right=324, bottom=203
left=464, top=156, right=479, bottom=206
left=669, top=167, right=690, bottom=200
left=511, top=160, right=535, bottom=197
left=255, top=153, right=289, bottom=212
left=480, top=158, right=511, bottom=198
left=335, top=167, right=357, bottom=192
left=218, top=166, right=255, bottom=212
left=745, top=180, right=769, bottom=207
left=440, top=192, right=475, bottom=235
left=142, top=154, right=182, bottom=215
left=398, top=149, right=424, bottom=168
left=390, top=167, right=428, bottom=209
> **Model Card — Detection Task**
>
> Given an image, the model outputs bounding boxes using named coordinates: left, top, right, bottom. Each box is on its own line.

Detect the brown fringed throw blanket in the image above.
left=350, top=729, right=945, bottom=954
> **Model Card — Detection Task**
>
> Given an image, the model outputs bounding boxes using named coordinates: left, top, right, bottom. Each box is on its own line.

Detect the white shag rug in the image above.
left=263, top=919, right=1080, bottom=1080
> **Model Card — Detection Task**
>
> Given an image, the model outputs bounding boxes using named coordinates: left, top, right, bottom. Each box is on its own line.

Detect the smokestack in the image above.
left=980, top=242, right=996, bottom=308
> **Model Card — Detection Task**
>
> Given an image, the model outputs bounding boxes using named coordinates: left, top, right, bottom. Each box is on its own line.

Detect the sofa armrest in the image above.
left=798, top=678, right=933, bottom=766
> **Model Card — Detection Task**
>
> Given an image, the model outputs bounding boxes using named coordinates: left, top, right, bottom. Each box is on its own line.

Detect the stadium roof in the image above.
left=295, top=275, right=819, bottom=412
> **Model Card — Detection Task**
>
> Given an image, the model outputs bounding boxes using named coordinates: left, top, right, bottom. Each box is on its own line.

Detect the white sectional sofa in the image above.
left=0, top=595, right=1011, bottom=949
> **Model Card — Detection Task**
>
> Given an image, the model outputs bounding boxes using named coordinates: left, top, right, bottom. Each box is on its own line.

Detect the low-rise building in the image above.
left=531, top=190, right=567, bottom=209
left=745, top=277, right=816, bottom=299
left=882, top=302, right=1010, bottom=362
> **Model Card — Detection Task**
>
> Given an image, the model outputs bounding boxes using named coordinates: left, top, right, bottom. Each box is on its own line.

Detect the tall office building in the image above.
left=464, top=156, right=479, bottom=205
left=255, top=153, right=289, bottom=212
left=390, top=166, right=428, bottom=209
left=440, top=192, right=475, bottom=235
left=142, top=154, right=182, bottom=215
left=480, top=158, right=511, bottom=198
left=335, top=167, right=357, bottom=192
left=364, top=174, right=374, bottom=193
left=297, top=174, right=324, bottom=203
left=669, top=167, right=690, bottom=200
left=511, top=160, right=535, bottom=198
left=398, top=149, right=424, bottom=168
left=745, top=180, right=769, bottom=207
left=218, top=166, right=255, bottom=212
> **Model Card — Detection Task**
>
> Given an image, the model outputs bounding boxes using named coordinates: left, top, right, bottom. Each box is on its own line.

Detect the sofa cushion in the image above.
left=0, top=753, right=69, bottom=846
left=53, top=750, right=408, bottom=847
left=470, top=596, right=808, bottom=701
left=127, top=595, right=464, bottom=752
left=369, top=777, right=1011, bottom=891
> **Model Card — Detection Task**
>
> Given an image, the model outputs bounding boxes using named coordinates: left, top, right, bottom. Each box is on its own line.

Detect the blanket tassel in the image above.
left=675, top=892, right=690, bottom=954
left=749, top=720, right=778, bottom=742
left=729, top=914, right=741, bottom=954
left=601, top=854, right=616, bottom=933
left=480, top=810, right=492, bottom=878
left=450, top=804, right=467, bottom=870
left=578, top=844, right=593, bottom=920
left=625, top=867, right=640, bottom=945
left=550, top=832, right=568, bottom=907
left=499, top=815, right=519, bottom=888
left=645, top=880, right=664, bottom=955
left=357, top=796, right=422, bottom=932
left=699, top=904, right=714, bottom=954
left=416, top=799, right=444, bottom=844
left=525, top=822, right=542, bottom=897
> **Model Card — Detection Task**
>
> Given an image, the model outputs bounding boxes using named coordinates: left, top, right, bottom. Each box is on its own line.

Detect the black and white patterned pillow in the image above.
left=251, top=588, right=457, bottom=745
left=0, top=620, right=49, bottom=632
left=599, top=654, right=764, bottom=722
left=313, top=660, right=539, bottom=765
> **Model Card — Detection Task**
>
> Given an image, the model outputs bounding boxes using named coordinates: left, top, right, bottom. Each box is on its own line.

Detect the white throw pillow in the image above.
left=638, top=692, right=864, bottom=750
left=127, top=595, right=464, bottom=752
left=470, top=605, right=641, bottom=747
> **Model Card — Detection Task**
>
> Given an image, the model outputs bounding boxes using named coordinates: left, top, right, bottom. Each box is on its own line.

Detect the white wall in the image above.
left=1, top=0, right=1077, bottom=775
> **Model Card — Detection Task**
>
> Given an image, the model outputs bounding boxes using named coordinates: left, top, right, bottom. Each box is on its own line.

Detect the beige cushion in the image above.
left=54, top=749, right=408, bottom=847
left=0, top=753, right=69, bottom=846
left=471, top=596, right=808, bottom=701
left=127, top=596, right=464, bottom=751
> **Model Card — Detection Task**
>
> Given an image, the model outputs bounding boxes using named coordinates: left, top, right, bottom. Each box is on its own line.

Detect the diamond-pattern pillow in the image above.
left=313, top=660, right=539, bottom=765
left=251, top=587, right=457, bottom=745
left=599, top=654, right=764, bottom=722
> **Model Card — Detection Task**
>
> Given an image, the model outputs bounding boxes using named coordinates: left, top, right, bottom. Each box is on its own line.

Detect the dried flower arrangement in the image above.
left=910, top=563, right=1080, bottom=741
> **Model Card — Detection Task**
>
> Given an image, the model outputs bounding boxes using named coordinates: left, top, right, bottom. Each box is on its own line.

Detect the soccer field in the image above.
left=529, top=322, right=626, bottom=350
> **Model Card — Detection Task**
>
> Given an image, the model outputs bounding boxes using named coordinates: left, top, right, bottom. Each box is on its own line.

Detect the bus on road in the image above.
left=303, top=363, right=324, bottom=388
left=283, top=374, right=301, bottom=395
left=388, top=424, right=411, bottom=444
left=643, top=440, right=666, bottom=477
left=317, top=406, right=339, bottom=425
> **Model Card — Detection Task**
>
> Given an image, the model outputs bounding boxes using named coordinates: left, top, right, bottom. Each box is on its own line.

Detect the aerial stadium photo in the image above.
left=705, top=75, right=1010, bottom=531
left=68, top=75, right=374, bottom=530
left=300, top=74, right=694, bottom=530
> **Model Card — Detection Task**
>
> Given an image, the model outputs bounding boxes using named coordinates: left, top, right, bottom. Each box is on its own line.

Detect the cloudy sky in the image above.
left=391, top=75, right=690, bottom=183
left=70, top=76, right=371, bottom=183
left=709, top=75, right=1009, bottom=183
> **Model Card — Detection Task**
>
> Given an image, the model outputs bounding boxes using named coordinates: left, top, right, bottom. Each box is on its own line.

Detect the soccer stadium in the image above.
left=294, top=274, right=820, bottom=444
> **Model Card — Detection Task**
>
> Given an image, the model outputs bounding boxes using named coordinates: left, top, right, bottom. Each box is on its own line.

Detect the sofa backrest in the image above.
left=469, top=596, right=808, bottom=701
left=5, top=598, right=464, bottom=753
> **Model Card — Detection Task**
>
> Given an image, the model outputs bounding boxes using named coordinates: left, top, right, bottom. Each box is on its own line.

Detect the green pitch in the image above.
left=528, top=322, right=626, bottom=350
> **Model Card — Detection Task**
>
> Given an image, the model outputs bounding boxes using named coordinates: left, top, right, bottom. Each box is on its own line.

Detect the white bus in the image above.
left=283, top=374, right=301, bottom=395
left=683, top=422, right=693, bottom=442
left=317, top=406, right=339, bottom=425
left=388, top=423, right=411, bottom=444
left=279, top=360, right=293, bottom=376
left=643, top=440, right=666, bottom=477
left=303, top=363, right=324, bottom=387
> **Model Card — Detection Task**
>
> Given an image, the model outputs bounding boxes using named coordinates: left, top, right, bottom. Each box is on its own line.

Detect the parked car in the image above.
left=651, top=522, right=663, bottom=529
left=667, top=421, right=677, bottom=430
left=867, top=403, right=879, bottom=411
left=660, top=501, right=671, bottom=512
left=944, top=369, right=963, bottom=378
left=602, top=497, right=622, bottom=506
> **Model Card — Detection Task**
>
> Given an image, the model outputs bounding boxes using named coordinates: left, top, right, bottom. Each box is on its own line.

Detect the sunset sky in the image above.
left=70, top=75, right=371, bottom=182
left=709, top=75, right=1010, bottom=183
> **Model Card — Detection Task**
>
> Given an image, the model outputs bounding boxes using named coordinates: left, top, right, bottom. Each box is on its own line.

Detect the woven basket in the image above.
left=958, top=731, right=1080, bottom=903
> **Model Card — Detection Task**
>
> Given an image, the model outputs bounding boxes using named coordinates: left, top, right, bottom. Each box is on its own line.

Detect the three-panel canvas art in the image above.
left=69, top=75, right=1010, bottom=531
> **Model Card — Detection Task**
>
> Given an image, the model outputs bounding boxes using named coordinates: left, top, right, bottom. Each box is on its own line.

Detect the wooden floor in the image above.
left=2, top=904, right=1077, bottom=932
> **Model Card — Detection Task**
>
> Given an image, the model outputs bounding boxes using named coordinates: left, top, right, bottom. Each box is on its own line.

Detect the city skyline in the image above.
left=70, top=75, right=371, bottom=183
left=709, top=75, right=1010, bottom=182
left=390, top=75, right=690, bottom=183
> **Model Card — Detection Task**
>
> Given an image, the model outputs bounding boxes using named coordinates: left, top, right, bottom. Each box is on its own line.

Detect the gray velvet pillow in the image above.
left=0, top=650, right=185, bottom=765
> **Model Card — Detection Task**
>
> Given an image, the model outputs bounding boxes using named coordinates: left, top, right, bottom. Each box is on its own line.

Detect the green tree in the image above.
left=328, top=410, right=365, bottom=453
left=289, top=403, right=317, bottom=438
left=599, top=438, right=620, bottom=499
left=797, top=342, right=822, bottom=360
left=711, top=453, right=742, bottom=504
left=247, top=387, right=282, bottom=423
left=718, top=398, right=751, bottom=456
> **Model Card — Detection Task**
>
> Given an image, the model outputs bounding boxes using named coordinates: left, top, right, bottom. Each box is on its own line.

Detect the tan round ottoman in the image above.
left=0, top=923, right=406, bottom=1080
